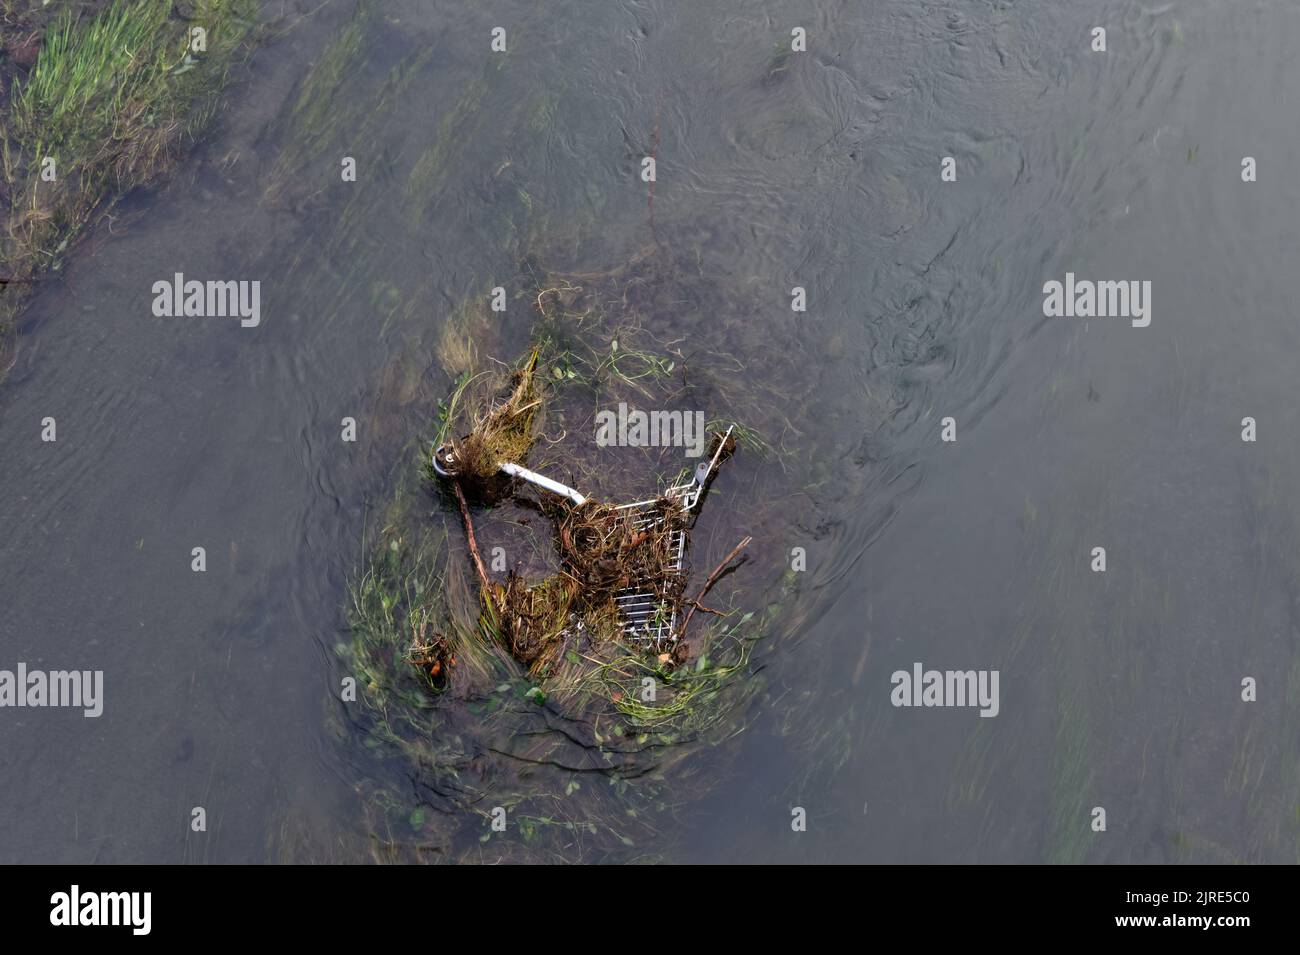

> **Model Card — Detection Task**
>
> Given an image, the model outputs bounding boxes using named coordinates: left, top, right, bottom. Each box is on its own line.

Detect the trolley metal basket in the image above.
left=433, top=426, right=734, bottom=648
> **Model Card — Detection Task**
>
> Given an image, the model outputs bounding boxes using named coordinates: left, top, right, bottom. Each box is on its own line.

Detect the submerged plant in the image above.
left=337, top=504, right=768, bottom=861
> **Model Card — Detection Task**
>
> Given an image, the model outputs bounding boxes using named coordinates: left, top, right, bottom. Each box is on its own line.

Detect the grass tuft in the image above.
left=1, top=0, right=258, bottom=367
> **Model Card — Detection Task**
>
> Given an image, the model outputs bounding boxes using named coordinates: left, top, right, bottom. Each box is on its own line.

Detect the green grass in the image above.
left=1, top=0, right=258, bottom=363
left=15, top=1, right=181, bottom=164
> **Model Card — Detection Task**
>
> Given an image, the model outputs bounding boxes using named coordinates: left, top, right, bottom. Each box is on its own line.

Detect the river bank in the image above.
left=0, top=0, right=259, bottom=370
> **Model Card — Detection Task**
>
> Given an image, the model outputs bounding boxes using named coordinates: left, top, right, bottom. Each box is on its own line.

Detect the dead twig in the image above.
left=678, top=535, right=752, bottom=639
left=687, top=600, right=726, bottom=616
left=453, top=479, right=497, bottom=609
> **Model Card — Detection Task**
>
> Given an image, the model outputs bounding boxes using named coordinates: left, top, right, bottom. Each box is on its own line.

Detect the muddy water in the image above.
left=3, top=0, right=1299, bottom=862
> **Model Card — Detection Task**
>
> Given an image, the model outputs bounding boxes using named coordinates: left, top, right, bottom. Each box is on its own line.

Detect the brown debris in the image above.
left=406, top=608, right=454, bottom=689
left=445, top=347, right=542, bottom=503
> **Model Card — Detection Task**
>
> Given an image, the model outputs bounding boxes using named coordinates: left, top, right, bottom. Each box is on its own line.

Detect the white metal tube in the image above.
left=499, top=462, right=587, bottom=505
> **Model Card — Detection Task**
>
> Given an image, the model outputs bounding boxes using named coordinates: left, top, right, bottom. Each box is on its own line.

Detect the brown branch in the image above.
left=453, top=479, right=495, bottom=607
left=687, top=600, right=726, bottom=617
left=678, top=535, right=752, bottom=639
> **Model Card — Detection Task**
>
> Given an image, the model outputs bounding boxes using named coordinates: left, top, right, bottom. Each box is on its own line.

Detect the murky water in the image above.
left=3, top=0, right=1299, bottom=862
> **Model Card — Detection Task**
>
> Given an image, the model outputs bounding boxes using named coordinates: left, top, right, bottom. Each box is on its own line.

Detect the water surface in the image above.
left=2, top=0, right=1297, bottom=863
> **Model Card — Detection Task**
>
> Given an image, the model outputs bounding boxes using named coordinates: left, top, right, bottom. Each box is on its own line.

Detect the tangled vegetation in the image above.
left=338, top=489, right=773, bottom=861
left=334, top=250, right=792, bottom=861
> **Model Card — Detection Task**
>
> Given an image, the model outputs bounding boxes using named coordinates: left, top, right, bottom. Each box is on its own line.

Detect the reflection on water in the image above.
left=2, top=0, right=1298, bottom=862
